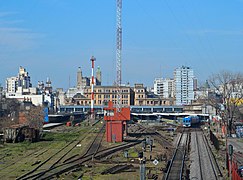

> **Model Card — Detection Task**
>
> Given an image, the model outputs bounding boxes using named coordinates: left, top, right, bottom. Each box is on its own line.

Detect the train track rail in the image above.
left=202, top=131, right=222, bottom=178
left=136, top=124, right=173, bottom=149
left=24, top=141, right=141, bottom=180
left=16, top=122, right=104, bottom=180
left=17, top=123, right=140, bottom=180
left=82, top=124, right=105, bottom=157
left=191, top=130, right=221, bottom=180
left=165, top=130, right=189, bottom=180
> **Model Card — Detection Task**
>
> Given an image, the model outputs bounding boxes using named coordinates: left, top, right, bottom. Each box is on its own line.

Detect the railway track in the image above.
left=135, top=124, right=173, bottom=149
left=0, top=147, right=50, bottom=172
left=101, top=164, right=133, bottom=175
left=82, top=124, right=105, bottom=157
left=190, top=130, right=222, bottom=180
left=165, top=130, right=189, bottom=180
left=17, top=123, right=141, bottom=179
left=16, top=122, right=104, bottom=180
left=23, top=141, right=141, bottom=180
left=0, top=143, right=59, bottom=179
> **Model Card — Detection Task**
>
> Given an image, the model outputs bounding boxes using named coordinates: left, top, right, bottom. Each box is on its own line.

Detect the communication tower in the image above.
left=116, top=0, right=122, bottom=112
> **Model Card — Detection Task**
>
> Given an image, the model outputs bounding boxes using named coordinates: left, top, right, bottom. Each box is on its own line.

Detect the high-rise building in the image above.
left=17, top=66, right=32, bottom=89
left=6, top=66, right=32, bottom=94
left=96, top=66, right=102, bottom=86
left=6, top=77, right=18, bottom=93
left=77, top=67, right=82, bottom=89
left=154, top=78, right=174, bottom=98
left=174, top=66, right=194, bottom=105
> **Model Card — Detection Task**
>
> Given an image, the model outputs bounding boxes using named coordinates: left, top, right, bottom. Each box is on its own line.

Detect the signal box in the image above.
left=104, top=101, right=130, bottom=142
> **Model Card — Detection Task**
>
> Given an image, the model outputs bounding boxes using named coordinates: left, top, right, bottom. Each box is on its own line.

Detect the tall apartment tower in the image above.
left=6, top=66, right=31, bottom=93
left=17, top=66, right=32, bottom=89
left=96, top=66, right=102, bottom=86
left=77, top=67, right=83, bottom=89
left=154, top=78, right=174, bottom=98
left=6, top=77, right=18, bottom=93
left=174, top=66, right=194, bottom=105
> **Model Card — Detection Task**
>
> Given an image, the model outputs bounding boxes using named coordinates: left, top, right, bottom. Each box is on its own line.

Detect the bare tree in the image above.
left=209, top=70, right=243, bottom=135
left=25, top=105, right=44, bottom=130
left=0, top=98, right=20, bottom=131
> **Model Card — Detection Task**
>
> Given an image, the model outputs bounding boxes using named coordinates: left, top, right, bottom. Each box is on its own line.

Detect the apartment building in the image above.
left=153, top=78, right=174, bottom=98
left=174, top=66, right=194, bottom=105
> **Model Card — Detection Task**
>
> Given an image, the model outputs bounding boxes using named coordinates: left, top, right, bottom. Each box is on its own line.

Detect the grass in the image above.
left=43, top=131, right=79, bottom=142
left=0, top=125, right=96, bottom=179
left=0, top=122, right=148, bottom=179
left=128, top=150, right=139, bottom=158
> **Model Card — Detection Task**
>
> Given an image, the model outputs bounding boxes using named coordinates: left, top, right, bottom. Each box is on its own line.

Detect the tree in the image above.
left=0, top=98, right=20, bottom=131
left=25, top=105, right=44, bottom=130
left=209, top=70, right=243, bottom=135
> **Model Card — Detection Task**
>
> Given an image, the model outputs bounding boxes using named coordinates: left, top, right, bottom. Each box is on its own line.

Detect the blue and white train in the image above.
left=182, top=115, right=200, bottom=127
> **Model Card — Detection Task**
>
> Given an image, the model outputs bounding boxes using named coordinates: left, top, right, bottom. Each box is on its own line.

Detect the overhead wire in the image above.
left=134, top=0, right=188, bottom=79
left=163, top=0, right=206, bottom=67
left=135, top=0, right=220, bottom=84
left=189, top=0, right=218, bottom=75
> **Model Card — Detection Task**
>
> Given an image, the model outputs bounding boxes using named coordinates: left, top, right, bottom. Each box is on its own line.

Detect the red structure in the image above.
left=228, top=154, right=243, bottom=180
left=104, top=101, right=130, bottom=142
left=90, top=56, right=96, bottom=120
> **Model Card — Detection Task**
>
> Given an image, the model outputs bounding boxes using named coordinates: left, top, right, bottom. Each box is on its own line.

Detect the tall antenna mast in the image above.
left=116, top=0, right=122, bottom=112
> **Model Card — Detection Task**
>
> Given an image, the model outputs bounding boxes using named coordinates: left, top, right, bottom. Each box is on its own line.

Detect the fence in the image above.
left=230, top=159, right=243, bottom=180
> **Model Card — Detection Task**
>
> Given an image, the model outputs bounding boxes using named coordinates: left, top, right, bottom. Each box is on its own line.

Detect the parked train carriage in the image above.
left=182, top=115, right=200, bottom=127
left=191, top=116, right=200, bottom=124
left=183, top=116, right=191, bottom=127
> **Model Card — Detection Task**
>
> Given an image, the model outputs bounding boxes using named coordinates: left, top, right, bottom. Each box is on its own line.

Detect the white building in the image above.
left=174, top=66, right=194, bottom=105
left=6, top=66, right=32, bottom=94
left=153, top=78, right=174, bottom=98
left=6, top=93, right=52, bottom=106
left=6, top=77, right=18, bottom=93
left=5, top=66, right=54, bottom=107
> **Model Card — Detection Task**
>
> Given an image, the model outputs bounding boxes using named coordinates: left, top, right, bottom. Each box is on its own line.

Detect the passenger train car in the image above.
left=182, top=115, right=200, bottom=127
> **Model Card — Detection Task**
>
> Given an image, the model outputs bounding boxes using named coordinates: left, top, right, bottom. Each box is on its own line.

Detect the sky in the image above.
left=0, top=0, right=243, bottom=90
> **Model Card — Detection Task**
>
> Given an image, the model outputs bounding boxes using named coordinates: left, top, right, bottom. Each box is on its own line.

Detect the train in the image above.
left=182, top=115, right=200, bottom=127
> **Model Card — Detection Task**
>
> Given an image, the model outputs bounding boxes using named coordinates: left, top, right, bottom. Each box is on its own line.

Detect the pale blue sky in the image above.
left=0, top=0, right=243, bottom=89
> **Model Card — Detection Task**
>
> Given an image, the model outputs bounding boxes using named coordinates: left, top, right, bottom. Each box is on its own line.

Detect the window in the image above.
left=104, top=95, right=110, bottom=99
